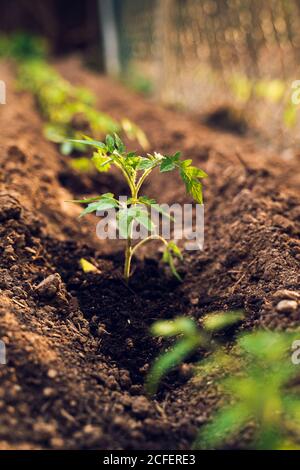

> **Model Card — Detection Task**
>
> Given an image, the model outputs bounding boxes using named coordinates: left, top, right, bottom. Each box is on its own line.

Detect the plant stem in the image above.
left=124, top=236, right=132, bottom=282
left=123, top=185, right=138, bottom=282
left=131, top=234, right=168, bottom=257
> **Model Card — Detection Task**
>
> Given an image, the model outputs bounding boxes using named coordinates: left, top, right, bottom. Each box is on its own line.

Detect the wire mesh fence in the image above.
left=116, top=0, right=300, bottom=149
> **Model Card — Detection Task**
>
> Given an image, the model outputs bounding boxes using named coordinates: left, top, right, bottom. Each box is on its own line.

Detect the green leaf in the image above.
left=92, top=152, right=112, bottom=172
left=137, top=196, right=156, bottom=205
left=195, top=404, right=250, bottom=449
left=138, top=197, right=174, bottom=221
left=117, top=208, right=134, bottom=238
left=134, top=212, right=155, bottom=232
left=162, top=242, right=183, bottom=280
left=60, top=141, right=73, bottom=155
left=160, top=157, right=176, bottom=173
left=44, top=124, right=65, bottom=143
left=105, top=134, right=115, bottom=152
left=113, top=133, right=126, bottom=153
left=167, top=241, right=183, bottom=259
left=69, top=157, right=94, bottom=173
left=203, top=311, right=244, bottom=333
left=126, top=151, right=138, bottom=158
left=238, top=331, right=295, bottom=362
left=151, top=317, right=198, bottom=338
left=179, top=160, right=208, bottom=203
left=136, top=158, right=154, bottom=170
left=68, top=193, right=114, bottom=204
left=68, top=138, right=106, bottom=149
left=146, top=335, right=201, bottom=395
left=79, top=197, right=119, bottom=218
left=121, top=118, right=149, bottom=150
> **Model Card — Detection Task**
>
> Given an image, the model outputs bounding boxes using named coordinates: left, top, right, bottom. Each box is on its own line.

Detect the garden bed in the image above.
left=0, top=58, right=299, bottom=450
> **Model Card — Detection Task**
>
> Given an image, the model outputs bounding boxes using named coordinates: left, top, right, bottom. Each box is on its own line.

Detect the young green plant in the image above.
left=69, top=134, right=207, bottom=282
left=146, top=311, right=244, bottom=394
left=195, top=330, right=300, bottom=450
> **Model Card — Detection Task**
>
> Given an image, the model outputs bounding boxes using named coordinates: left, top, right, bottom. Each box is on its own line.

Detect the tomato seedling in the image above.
left=70, top=134, right=207, bottom=282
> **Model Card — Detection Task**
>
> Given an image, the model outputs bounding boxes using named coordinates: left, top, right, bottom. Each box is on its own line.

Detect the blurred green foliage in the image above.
left=0, top=32, right=47, bottom=61
left=146, top=311, right=243, bottom=394
left=18, top=59, right=119, bottom=154
left=0, top=32, right=149, bottom=157
left=148, top=315, right=300, bottom=449
left=196, top=331, right=300, bottom=450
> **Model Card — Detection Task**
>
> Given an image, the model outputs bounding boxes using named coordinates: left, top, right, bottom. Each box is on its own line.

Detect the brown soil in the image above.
left=0, top=57, right=299, bottom=450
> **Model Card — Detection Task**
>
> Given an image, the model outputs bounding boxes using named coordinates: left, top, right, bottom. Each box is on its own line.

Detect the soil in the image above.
left=0, top=56, right=299, bottom=450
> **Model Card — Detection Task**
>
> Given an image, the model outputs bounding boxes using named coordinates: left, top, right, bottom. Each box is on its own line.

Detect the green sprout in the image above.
left=195, top=331, right=300, bottom=450
left=146, top=311, right=243, bottom=394
left=69, top=133, right=207, bottom=282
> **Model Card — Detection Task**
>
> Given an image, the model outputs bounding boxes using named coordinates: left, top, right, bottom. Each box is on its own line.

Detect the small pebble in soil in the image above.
left=179, top=363, right=194, bottom=380
left=47, top=369, right=58, bottom=379
left=50, top=437, right=64, bottom=449
left=131, top=396, right=151, bottom=418
left=43, top=387, right=55, bottom=397
left=35, top=274, right=61, bottom=298
left=83, top=424, right=103, bottom=440
left=126, top=338, right=134, bottom=349
left=33, top=420, right=57, bottom=439
left=139, top=363, right=150, bottom=375
left=276, top=300, right=298, bottom=314
left=119, top=370, right=132, bottom=389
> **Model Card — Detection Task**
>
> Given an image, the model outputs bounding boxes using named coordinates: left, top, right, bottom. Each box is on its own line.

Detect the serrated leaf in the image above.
left=180, top=169, right=203, bottom=203
left=160, top=157, right=176, bottom=173
left=126, top=151, right=138, bottom=158
left=105, top=134, right=115, bottom=152
left=137, top=158, right=154, bottom=170
left=113, top=133, right=126, bottom=152
left=68, top=138, right=106, bottom=149
left=79, top=197, right=118, bottom=218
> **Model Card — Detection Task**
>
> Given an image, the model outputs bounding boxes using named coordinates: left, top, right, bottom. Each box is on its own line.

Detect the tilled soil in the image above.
left=0, top=58, right=299, bottom=450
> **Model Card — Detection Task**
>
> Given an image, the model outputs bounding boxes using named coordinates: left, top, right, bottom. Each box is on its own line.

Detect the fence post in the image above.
left=98, top=0, right=120, bottom=76
left=154, top=0, right=175, bottom=102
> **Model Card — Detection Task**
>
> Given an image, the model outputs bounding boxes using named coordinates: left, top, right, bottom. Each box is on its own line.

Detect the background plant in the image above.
left=147, top=314, right=300, bottom=449
left=70, top=133, right=207, bottom=282
left=195, top=330, right=300, bottom=450
left=0, top=33, right=149, bottom=157
left=146, top=311, right=244, bottom=394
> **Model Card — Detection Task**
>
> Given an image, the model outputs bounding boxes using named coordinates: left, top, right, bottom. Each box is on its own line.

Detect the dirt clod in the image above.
left=276, top=300, right=298, bottom=313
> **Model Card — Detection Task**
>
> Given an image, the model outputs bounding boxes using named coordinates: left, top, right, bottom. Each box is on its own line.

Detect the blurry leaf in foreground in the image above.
left=203, top=311, right=244, bottom=332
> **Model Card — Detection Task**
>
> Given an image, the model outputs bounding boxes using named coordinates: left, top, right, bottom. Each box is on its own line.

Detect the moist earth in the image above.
left=0, top=58, right=299, bottom=449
